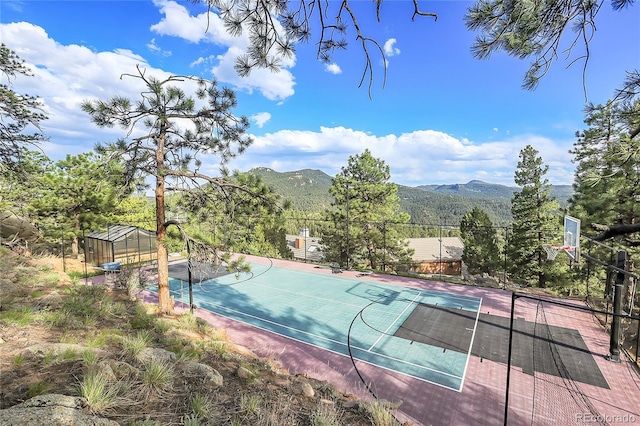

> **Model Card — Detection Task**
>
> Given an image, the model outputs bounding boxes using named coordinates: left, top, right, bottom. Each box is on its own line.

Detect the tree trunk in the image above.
left=71, top=215, right=80, bottom=259
left=155, top=132, right=173, bottom=315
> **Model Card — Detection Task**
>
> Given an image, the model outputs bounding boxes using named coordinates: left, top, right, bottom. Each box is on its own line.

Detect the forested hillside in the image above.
left=250, top=167, right=334, bottom=211
left=249, top=168, right=572, bottom=227
left=417, top=180, right=573, bottom=204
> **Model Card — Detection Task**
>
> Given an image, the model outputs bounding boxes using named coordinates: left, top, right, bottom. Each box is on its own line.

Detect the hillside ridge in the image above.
left=249, top=168, right=572, bottom=226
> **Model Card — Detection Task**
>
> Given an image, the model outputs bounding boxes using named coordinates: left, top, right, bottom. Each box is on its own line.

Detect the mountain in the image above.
left=417, top=180, right=573, bottom=204
left=250, top=167, right=334, bottom=210
left=250, top=168, right=573, bottom=227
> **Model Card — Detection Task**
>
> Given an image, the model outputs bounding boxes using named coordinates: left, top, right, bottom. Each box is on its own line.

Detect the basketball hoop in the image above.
left=542, top=244, right=570, bottom=261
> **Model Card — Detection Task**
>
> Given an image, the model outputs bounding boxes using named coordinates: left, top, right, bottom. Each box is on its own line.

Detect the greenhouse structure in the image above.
left=84, top=225, right=157, bottom=266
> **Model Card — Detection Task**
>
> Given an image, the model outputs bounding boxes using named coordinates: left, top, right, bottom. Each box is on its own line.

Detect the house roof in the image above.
left=285, top=234, right=324, bottom=262
left=87, top=225, right=155, bottom=242
left=406, top=237, right=464, bottom=262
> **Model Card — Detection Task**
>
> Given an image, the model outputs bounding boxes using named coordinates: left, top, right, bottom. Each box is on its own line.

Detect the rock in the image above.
left=0, top=394, right=119, bottom=426
left=296, top=382, right=315, bottom=398
left=94, top=361, right=117, bottom=382
left=138, top=347, right=176, bottom=364
left=34, top=291, right=63, bottom=309
left=0, top=278, right=20, bottom=295
left=179, top=362, right=223, bottom=387
left=106, top=359, right=140, bottom=380
left=24, top=343, right=107, bottom=359
left=236, top=366, right=254, bottom=379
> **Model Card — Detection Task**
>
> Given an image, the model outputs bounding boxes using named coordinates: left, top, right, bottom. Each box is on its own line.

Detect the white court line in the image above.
left=191, top=297, right=464, bottom=382
left=458, top=297, right=483, bottom=391
left=164, top=271, right=481, bottom=391
left=368, top=292, right=421, bottom=352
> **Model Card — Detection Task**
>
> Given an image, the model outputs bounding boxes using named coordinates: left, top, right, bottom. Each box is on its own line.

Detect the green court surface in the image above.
left=161, top=261, right=483, bottom=391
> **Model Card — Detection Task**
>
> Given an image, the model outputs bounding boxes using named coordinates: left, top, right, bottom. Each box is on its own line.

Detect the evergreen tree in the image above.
left=570, top=101, right=640, bottom=242
left=82, top=66, right=261, bottom=315
left=31, top=152, right=124, bottom=258
left=182, top=172, right=291, bottom=259
left=509, top=145, right=561, bottom=287
left=321, top=150, right=412, bottom=270
left=460, top=207, right=501, bottom=275
left=0, top=44, right=48, bottom=171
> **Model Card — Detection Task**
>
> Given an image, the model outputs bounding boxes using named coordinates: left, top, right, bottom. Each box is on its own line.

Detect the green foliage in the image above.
left=13, top=353, right=26, bottom=366
left=509, top=145, right=564, bottom=287
left=568, top=100, right=640, bottom=294
left=0, top=305, right=36, bottom=326
left=0, top=43, right=48, bottom=171
left=180, top=171, right=290, bottom=258
left=28, top=382, right=50, bottom=398
left=77, top=369, right=121, bottom=413
left=465, top=0, right=603, bottom=90
left=322, top=150, right=412, bottom=270
left=570, top=101, right=640, bottom=230
left=141, top=359, right=174, bottom=395
left=188, top=392, right=213, bottom=419
left=120, top=330, right=152, bottom=363
left=238, top=393, right=262, bottom=415
left=249, top=167, right=334, bottom=211
left=82, top=66, right=254, bottom=315
left=460, top=207, right=501, bottom=275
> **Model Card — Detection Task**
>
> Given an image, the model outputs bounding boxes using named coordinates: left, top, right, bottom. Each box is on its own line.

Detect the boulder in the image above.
left=0, top=394, right=119, bottom=426
left=179, top=362, right=223, bottom=387
left=138, top=347, right=176, bottom=364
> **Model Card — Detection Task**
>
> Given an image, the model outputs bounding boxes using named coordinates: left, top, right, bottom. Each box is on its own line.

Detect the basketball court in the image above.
left=137, top=215, right=639, bottom=425
left=164, top=260, right=482, bottom=392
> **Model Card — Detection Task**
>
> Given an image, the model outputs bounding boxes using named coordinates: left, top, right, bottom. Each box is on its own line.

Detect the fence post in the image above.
left=608, top=250, right=627, bottom=362
left=503, top=291, right=516, bottom=425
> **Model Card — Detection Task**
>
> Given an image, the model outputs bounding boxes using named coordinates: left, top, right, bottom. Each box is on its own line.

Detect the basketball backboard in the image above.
left=564, top=215, right=581, bottom=262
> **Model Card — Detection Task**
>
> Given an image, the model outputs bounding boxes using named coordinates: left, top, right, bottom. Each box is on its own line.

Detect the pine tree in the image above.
left=321, top=150, right=412, bottom=270
left=31, top=152, right=123, bottom=258
left=509, top=145, right=561, bottom=287
left=0, top=44, right=48, bottom=171
left=570, top=100, right=640, bottom=243
left=460, top=207, right=501, bottom=275
left=82, top=66, right=257, bottom=315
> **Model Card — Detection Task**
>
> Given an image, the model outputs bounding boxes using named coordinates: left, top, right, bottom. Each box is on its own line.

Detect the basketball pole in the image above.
left=607, top=250, right=627, bottom=362
left=503, top=291, right=516, bottom=426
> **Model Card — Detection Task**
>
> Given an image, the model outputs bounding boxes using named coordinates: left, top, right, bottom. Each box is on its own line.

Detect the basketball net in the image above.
left=542, top=244, right=571, bottom=261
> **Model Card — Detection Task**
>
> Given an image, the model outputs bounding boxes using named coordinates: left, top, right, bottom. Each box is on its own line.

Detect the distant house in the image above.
left=405, top=237, right=464, bottom=276
left=285, top=228, right=324, bottom=262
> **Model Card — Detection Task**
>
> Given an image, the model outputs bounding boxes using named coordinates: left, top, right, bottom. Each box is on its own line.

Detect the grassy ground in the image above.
left=0, top=248, right=406, bottom=426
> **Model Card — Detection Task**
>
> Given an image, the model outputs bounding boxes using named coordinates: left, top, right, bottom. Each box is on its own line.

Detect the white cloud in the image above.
left=150, top=0, right=296, bottom=101
left=250, top=112, right=271, bottom=128
left=324, top=63, right=342, bottom=75
left=150, top=0, right=238, bottom=46
left=147, top=38, right=172, bottom=56
left=0, top=22, right=574, bottom=187
left=210, top=46, right=295, bottom=101
left=225, top=127, right=574, bottom=186
left=0, top=21, right=198, bottom=159
left=384, top=38, right=400, bottom=57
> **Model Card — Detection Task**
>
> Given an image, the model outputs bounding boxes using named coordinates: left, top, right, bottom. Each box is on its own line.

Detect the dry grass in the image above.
left=0, top=248, right=398, bottom=425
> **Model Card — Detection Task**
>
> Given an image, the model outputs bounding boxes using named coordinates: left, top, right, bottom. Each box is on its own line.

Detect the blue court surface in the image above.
left=156, top=260, right=483, bottom=391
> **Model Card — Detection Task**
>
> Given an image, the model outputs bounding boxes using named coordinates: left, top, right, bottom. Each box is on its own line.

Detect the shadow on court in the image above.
left=168, top=261, right=230, bottom=283
left=394, top=303, right=609, bottom=389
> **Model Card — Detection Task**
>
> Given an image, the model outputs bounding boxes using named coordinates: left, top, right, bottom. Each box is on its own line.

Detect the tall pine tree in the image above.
left=321, top=150, right=412, bottom=271
left=82, top=66, right=257, bottom=315
left=460, top=207, right=501, bottom=275
left=509, top=145, right=561, bottom=287
left=571, top=101, right=640, bottom=235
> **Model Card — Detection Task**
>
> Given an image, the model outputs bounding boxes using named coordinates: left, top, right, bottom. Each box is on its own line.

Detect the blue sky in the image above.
left=1, top=0, right=638, bottom=186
